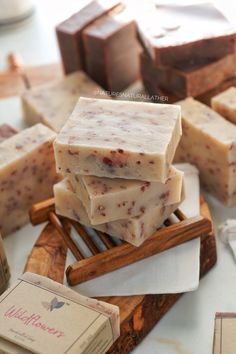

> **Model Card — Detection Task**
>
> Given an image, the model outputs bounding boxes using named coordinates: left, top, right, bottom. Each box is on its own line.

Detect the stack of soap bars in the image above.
left=53, top=98, right=184, bottom=246
left=138, top=3, right=236, bottom=99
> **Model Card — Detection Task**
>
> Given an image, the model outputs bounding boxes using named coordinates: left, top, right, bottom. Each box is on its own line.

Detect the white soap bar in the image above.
left=69, top=166, right=183, bottom=224
left=174, top=97, right=236, bottom=206
left=211, top=86, right=236, bottom=125
left=0, top=272, right=119, bottom=354
left=54, top=179, right=182, bottom=246
left=21, top=71, right=108, bottom=133
left=0, top=123, right=58, bottom=236
left=54, top=97, right=182, bottom=182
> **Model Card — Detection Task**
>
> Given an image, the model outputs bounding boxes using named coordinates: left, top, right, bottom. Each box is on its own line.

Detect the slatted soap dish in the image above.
left=29, top=198, right=212, bottom=286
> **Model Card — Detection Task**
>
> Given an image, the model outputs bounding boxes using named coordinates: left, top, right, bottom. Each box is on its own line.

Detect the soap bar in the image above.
left=0, top=123, right=58, bottom=236
left=0, top=272, right=119, bottom=354
left=137, top=3, right=235, bottom=68
left=54, top=179, right=182, bottom=246
left=211, top=87, right=236, bottom=124
left=21, top=71, right=108, bottom=133
left=174, top=97, right=236, bottom=206
left=56, top=0, right=122, bottom=74
left=69, top=166, right=183, bottom=224
left=83, top=9, right=140, bottom=91
left=54, top=97, right=182, bottom=182
left=213, top=313, right=236, bottom=354
left=141, top=51, right=236, bottom=98
left=0, top=124, right=17, bottom=143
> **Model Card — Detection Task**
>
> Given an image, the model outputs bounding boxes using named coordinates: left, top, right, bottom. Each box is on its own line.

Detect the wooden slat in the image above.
left=96, top=230, right=116, bottom=249
left=66, top=215, right=211, bottom=286
left=70, top=220, right=100, bottom=255
left=48, top=212, right=84, bottom=261
left=29, top=198, right=55, bottom=225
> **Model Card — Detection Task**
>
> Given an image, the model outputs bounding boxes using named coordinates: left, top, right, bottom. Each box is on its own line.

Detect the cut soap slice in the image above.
left=0, top=123, right=58, bottom=236
left=54, top=97, right=182, bottom=182
left=69, top=166, right=183, bottom=224
left=54, top=178, right=182, bottom=247
left=174, top=97, right=236, bottom=206
left=211, top=86, right=236, bottom=125
left=21, top=71, right=109, bottom=133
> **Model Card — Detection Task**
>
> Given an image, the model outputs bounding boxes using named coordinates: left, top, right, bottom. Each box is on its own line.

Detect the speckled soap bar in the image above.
left=0, top=124, right=17, bottom=143
left=0, top=123, right=58, bottom=236
left=54, top=97, right=182, bottom=182
left=174, top=97, right=236, bottom=206
left=54, top=179, right=182, bottom=246
left=211, top=87, right=236, bottom=125
left=21, top=71, right=108, bottom=133
left=69, top=166, right=183, bottom=224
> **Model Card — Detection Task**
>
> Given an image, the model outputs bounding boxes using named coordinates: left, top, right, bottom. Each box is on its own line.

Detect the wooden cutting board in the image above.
left=25, top=196, right=217, bottom=353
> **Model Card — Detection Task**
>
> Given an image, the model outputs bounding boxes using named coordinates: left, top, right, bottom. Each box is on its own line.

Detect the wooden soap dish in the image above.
left=25, top=196, right=217, bottom=354
left=29, top=198, right=212, bottom=286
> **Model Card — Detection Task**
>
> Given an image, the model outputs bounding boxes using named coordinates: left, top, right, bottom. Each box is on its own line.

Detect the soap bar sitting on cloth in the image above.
left=174, top=97, right=236, bottom=206
left=213, top=313, right=236, bottom=354
left=54, top=178, right=182, bottom=246
left=69, top=166, right=183, bottom=224
left=0, top=272, right=119, bottom=354
left=211, top=87, right=236, bottom=125
left=21, top=71, right=109, bottom=133
left=54, top=97, right=182, bottom=182
left=0, top=123, right=58, bottom=236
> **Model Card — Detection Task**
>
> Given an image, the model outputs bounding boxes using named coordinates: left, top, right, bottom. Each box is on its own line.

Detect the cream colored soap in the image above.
left=0, top=124, right=58, bottom=236
left=69, top=166, right=183, bottom=224
left=21, top=71, right=108, bottom=133
left=54, top=97, right=182, bottom=182
left=54, top=179, right=182, bottom=246
left=175, top=97, right=236, bottom=206
left=211, top=87, right=236, bottom=124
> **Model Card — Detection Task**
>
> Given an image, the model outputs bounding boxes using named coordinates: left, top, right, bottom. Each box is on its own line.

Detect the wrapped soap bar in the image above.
left=141, top=51, right=236, bottom=98
left=174, top=97, right=236, bottom=206
left=0, top=123, right=58, bottom=236
left=54, top=179, right=182, bottom=246
left=0, top=124, right=17, bottom=143
left=69, top=166, right=183, bottom=224
left=211, top=87, right=236, bottom=124
left=0, top=272, right=119, bottom=354
left=21, top=71, right=109, bottom=133
left=56, top=0, right=122, bottom=74
left=213, top=313, right=236, bottom=354
left=82, top=8, right=140, bottom=91
left=54, top=97, right=182, bottom=182
left=137, top=3, right=236, bottom=68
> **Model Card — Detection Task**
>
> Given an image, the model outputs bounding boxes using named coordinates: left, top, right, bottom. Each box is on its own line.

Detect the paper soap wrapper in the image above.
left=0, top=272, right=120, bottom=354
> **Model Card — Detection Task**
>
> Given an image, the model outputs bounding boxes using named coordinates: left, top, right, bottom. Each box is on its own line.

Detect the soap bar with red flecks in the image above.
left=0, top=124, right=17, bottom=143
left=21, top=71, right=109, bottom=133
left=54, top=97, right=182, bottom=182
left=69, top=166, right=183, bottom=224
left=211, top=87, right=236, bottom=125
left=56, top=0, right=122, bottom=74
left=54, top=179, right=182, bottom=247
left=174, top=97, right=236, bottom=206
left=0, top=124, right=58, bottom=236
